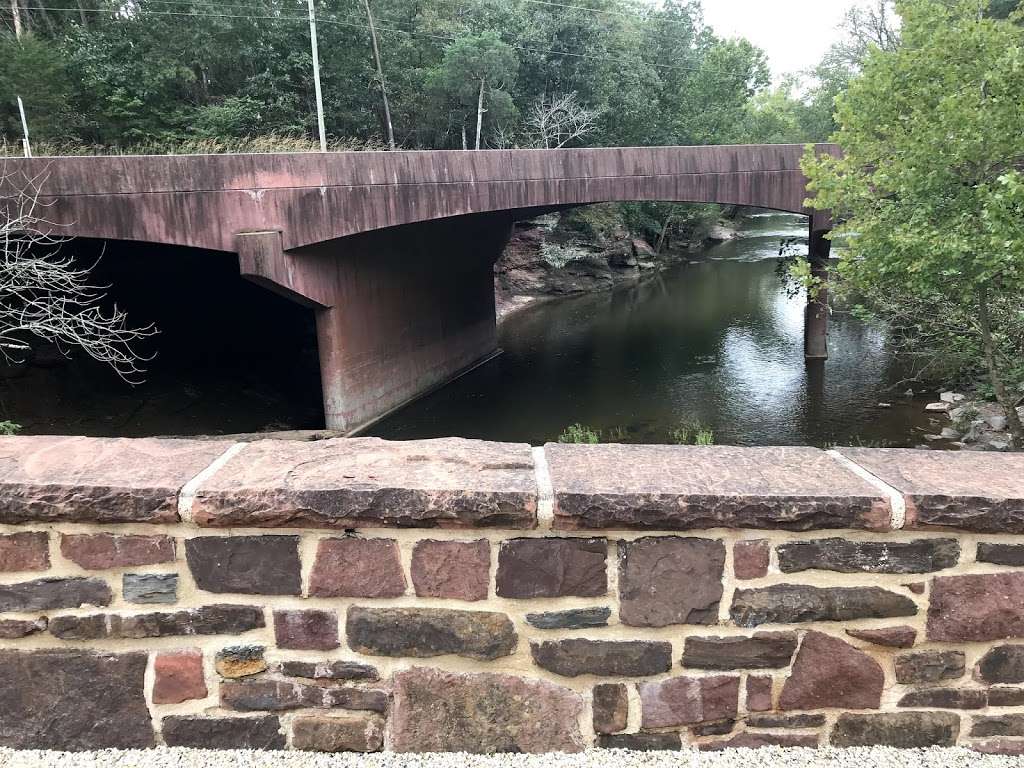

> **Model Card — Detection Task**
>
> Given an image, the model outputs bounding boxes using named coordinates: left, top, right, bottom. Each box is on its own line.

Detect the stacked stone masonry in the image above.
left=1, top=435, right=1024, bottom=753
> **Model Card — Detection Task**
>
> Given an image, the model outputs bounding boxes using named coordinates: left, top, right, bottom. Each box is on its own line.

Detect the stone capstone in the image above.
left=927, top=572, right=1024, bottom=641
left=410, top=539, right=490, bottom=601
left=277, top=660, right=380, bottom=681
left=845, top=626, right=917, bottom=648
left=830, top=712, right=960, bottom=747
left=639, top=675, right=739, bottom=728
left=0, top=531, right=49, bottom=572
left=47, top=604, right=264, bottom=639
left=779, top=631, right=884, bottom=711
left=977, top=543, right=1024, bottom=567
left=525, top=607, right=610, bottom=630
left=0, top=649, right=154, bottom=749
left=733, top=539, right=769, bottom=580
left=0, top=577, right=111, bottom=612
left=161, top=716, right=284, bottom=749
left=531, top=639, right=672, bottom=677
left=776, top=537, right=959, bottom=574
left=153, top=649, right=208, bottom=704
left=618, top=536, right=724, bottom=627
left=546, top=444, right=890, bottom=530
left=495, top=537, right=606, bottom=598
left=273, top=610, right=339, bottom=651
left=185, top=536, right=301, bottom=595
left=681, top=633, right=797, bottom=670
left=291, top=714, right=384, bottom=752
left=189, top=437, right=538, bottom=529
left=215, top=645, right=267, bottom=678
left=592, top=683, right=628, bottom=734
left=390, top=667, right=584, bottom=753
left=123, top=573, right=178, bottom=604
left=977, top=645, right=1024, bottom=684
left=309, top=537, right=406, bottom=598
left=220, top=679, right=388, bottom=713
left=895, top=650, right=965, bottom=684
left=60, top=533, right=175, bottom=570
left=731, top=584, right=917, bottom=627
left=346, top=606, right=516, bottom=661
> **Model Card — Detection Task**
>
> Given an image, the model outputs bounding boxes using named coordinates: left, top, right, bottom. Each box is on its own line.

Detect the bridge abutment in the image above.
left=805, top=224, right=830, bottom=361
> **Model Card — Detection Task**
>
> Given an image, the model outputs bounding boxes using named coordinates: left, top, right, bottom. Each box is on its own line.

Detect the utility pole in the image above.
left=11, top=0, right=22, bottom=38
left=17, top=97, right=31, bottom=158
left=362, top=0, right=395, bottom=150
left=306, top=0, right=327, bottom=152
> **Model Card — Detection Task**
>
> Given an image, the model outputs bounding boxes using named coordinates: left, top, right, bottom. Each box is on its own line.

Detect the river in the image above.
left=368, top=211, right=939, bottom=447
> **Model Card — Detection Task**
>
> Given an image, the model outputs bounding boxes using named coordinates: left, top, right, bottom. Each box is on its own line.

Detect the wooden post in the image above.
left=805, top=225, right=829, bottom=361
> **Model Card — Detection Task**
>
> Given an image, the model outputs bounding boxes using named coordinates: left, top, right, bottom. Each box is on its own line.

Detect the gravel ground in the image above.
left=0, top=748, right=1019, bottom=768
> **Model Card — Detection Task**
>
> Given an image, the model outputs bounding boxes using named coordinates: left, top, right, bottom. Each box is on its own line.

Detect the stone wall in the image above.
left=1, top=435, right=1023, bottom=754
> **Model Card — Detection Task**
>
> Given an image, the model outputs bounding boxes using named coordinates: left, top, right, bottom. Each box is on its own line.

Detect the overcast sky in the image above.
left=701, top=1, right=853, bottom=78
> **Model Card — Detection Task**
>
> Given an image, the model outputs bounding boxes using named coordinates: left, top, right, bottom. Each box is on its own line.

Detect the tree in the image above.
left=1, top=164, right=155, bottom=380
left=802, top=0, right=1024, bottom=445
left=525, top=93, right=599, bottom=148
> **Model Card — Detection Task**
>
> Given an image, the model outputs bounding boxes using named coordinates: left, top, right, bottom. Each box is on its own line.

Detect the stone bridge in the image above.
left=1, top=144, right=839, bottom=432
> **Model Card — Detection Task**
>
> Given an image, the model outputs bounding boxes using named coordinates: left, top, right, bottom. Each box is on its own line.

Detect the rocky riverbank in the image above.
left=922, top=391, right=1023, bottom=451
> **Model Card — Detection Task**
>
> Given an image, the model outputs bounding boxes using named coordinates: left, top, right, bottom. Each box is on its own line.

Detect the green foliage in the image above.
left=0, top=421, right=21, bottom=436
left=802, top=0, right=1024, bottom=444
left=670, top=420, right=715, bottom=445
left=0, top=35, right=78, bottom=141
left=540, top=241, right=590, bottom=269
left=558, top=423, right=600, bottom=444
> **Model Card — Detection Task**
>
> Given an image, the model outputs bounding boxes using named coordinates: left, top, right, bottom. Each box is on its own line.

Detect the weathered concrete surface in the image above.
left=837, top=448, right=1024, bottom=532
left=0, top=436, right=232, bottom=524
left=191, top=437, right=537, bottom=529
left=547, top=444, right=890, bottom=530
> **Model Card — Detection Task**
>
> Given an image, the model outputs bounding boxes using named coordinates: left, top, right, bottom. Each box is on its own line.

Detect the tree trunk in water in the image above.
left=362, top=0, right=395, bottom=151
left=475, top=76, right=485, bottom=150
left=11, top=0, right=22, bottom=38
left=461, top=123, right=467, bottom=151
left=656, top=207, right=676, bottom=255
left=978, top=284, right=1024, bottom=447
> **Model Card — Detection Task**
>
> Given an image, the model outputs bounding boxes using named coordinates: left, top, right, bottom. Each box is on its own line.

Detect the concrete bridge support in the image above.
left=805, top=224, right=831, bottom=361
left=240, top=213, right=513, bottom=433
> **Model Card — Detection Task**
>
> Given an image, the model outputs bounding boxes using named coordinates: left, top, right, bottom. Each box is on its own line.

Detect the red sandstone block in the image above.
left=309, top=538, right=406, bottom=598
left=746, top=675, right=773, bottom=711
left=61, top=533, right=175, bottom=570
left=153, top=649, right=207, bottom=704
left=411, top=539, right=490, bottom=601
left=733, top=539, right=769, bottom=580
left=0, top=532, right=49, bottom=572
left=273, top=609, right=339, bottom=651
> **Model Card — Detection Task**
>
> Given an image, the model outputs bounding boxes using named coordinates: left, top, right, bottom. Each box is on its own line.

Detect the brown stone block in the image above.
left=701, top=733, right=819, bottom=749
left=777, top=537, right=959, bottom=574
left=745, top=675, right=773, bottom=711
left=779, top=631, right=884, bottom=711
left=831, top=712, right=960, bottom=747
left=546, top=444, right=890, bottom=530
left=639, top=675, right=739, bottom=728
left=0, top=532, right=49, bottom=572
left=274, top=609, right=339, bottom=651
left=977, top=645, right=1024, bottom=684
left=215, top=645, right=267, bottom=679
left=972, top=715, right=1024, bottom=738
left=592, top=683, right=628, bottom=734
left=220, top=679, right=387, bottom=713
left=0, top=577, right=111, bottom=613
left=496, top=537, right=606, bottom=598
left=928, top=572, right=1024, bottom=642
left=411, top=539, right=490, bottom=601
left=49, top=604, right=265, bottom=640
left=190, top=437, right=538, bottom=529
left=186, top=536, right=301, bottom=596
left=731, top=584, right=917, bottom=627
left=0, top=435, right=233, bottom=524
left=733, top=539, right=769, bottom=580
left=972, top=738, right=1024, bottom=755
left=838, top=448, right=1024, bottom=532
left=682, top=633, right=797, bottom=670
left=895, top=650, right=965, bottom=684
left=153, top=649, right=208, bottom=704
left=747, top=713, right=825, bottom=729
left=531, top=639, right=672, bottom=677
left=277, top=660, right=379, bottom=681
left=292, top=714, right=384, bottom=752
left=618, top=536, right=724, bottom=627
left=347, top=606, right=515, bottom=661
left=162, top=715, right=284, bottom=749
left=0, top=618, right=47, bottom=639
left=977, top=543, right=1024, bottom=567
left=898, top=688, right=986, bottom=709
left=61, top=533, right=175, bottom=570
left=845, top=625, right=917, bottom=648
left=390, top=667, right=584, bottom=753
left=596, top=733, right=681, bottom=750
left=309, top=538, right=406, bottom=598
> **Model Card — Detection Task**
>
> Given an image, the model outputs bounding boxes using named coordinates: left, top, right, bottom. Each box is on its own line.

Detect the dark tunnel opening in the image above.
left=0, top=239, right=324, bottom=436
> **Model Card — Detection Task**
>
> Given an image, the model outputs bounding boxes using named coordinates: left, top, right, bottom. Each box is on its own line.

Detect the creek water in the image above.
left=369, top=211, right=940, bottom=447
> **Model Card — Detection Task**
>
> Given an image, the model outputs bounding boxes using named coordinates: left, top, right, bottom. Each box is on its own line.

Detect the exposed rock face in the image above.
left=525, top=607, right=610, bottom=630
left=596, top=733, right=681, bottom=750
left=291, top=715, right=384, bottom=752
left=845, top=626, right=917, bottom=648
left=411, top=539, right=490, bottom=601
left=731, top=584, right=917, bottom=627
left=496, top=538, right=606, bottom=598
left=618, top=537, right=724, bottom=627
left=190, top=437, right=538, bottom=529
left=546, top=444, right=889, bottom=531
left=592, top=683, right=628, bottom=734
left=123, top=573, right=178, bottom=604
left=837, top=448, right=1024, bottom=532
left=0, top=650, right=154, bottom=749
left=278, top=661, right=379, bottom=682
left=898, top=688, right=986, bottom=709
left=531, top=639, right=672, bottom=677
left=60, top=533, right=175, bottom=570
left=309, top=538, right=406, bottom=598
left=0, top=577, right=111, bottom=612
left=779, top=632, right=884, bottom=711
left=830, top=712, right=960, bottom=747
left=776, top=537, right=959, bottom=574
left=0, top=435, right=233, bottom=524
left=185, top=536, right=301, bottom=595
left=347, top=606, right=516, bottom=661
left=733, top=539, right=769, bottom=580
left=273, top=610, right=339, bottom=651
left=681, top=633, right=797, bottom=670
left=220, top=680, right=388, bottom=713
left=153, top=649, right=208, bottom=704
left=0, top=531, right=49, bottom=572
left=895, top=650, right=965, bottom=684
left=977, top=645, right=1024, bottom=684
left=639, top=675, right=739, bottom=728
left=390, top=667, right=584, bottom=753
left=215, top=646, right=267, bottom=679
left=977, top=543, right=1024, bottom=567
left=162, top=716, right=284, bottom=749
left=47, top=604, right=264, bottom=640
left=927, top=572, right=1024, bottom=641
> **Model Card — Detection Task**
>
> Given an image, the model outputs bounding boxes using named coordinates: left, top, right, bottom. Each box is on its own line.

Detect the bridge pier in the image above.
left=804, top=225, right=830, bottom=361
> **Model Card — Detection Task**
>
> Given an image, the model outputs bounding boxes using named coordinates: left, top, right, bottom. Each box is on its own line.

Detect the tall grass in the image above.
left=1, top=135, right=388, bottom=157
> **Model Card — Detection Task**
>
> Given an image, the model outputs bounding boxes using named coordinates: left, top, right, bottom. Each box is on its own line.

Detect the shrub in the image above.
left=0, top=421, right=22, bottom=435
left=558, top=423, right=600, bottom=444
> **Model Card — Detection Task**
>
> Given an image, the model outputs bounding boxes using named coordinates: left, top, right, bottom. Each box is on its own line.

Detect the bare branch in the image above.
left=525, top=93, right=601, bottom=150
